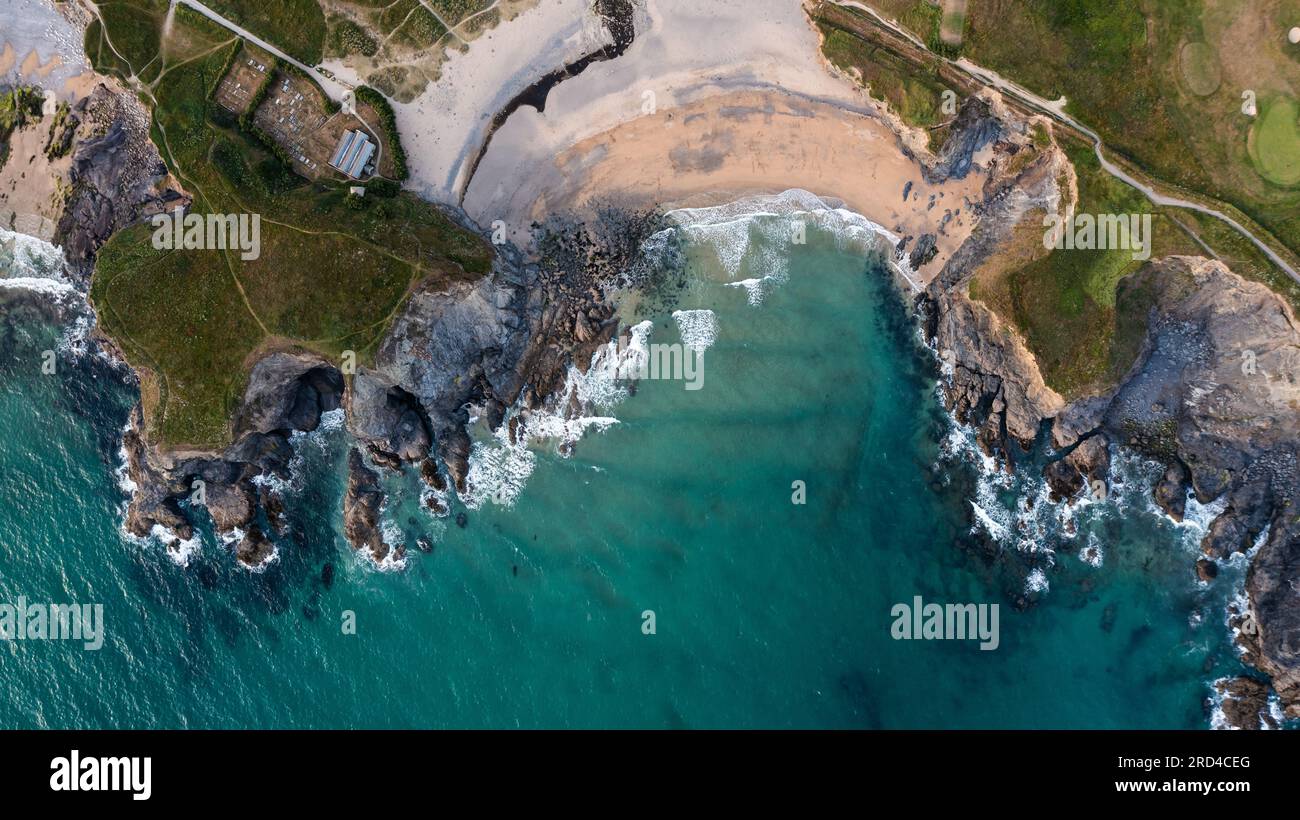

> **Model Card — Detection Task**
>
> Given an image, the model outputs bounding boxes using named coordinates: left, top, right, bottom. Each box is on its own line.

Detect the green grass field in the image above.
left=820, top=0, right=1300, bottom=397
left=88, top=7, right=491, bottom=450
left=865, top=0, right=1300, bottom=271
left=1250, top=96, right=1300, bottom=186
left=203, top=0, right=327, bottom=64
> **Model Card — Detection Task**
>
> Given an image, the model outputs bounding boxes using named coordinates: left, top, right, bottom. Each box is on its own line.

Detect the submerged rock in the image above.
left=1153, top=462, right=1191, bottom=521
left=1195, top=558, right=1218, bottom=582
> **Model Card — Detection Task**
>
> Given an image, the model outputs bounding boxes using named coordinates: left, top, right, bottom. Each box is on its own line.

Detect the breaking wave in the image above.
left=460, top=189, right=913, bottom=509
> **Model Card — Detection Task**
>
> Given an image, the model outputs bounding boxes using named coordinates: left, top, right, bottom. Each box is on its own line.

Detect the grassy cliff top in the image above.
left=86, top=2, right=492, bottom=450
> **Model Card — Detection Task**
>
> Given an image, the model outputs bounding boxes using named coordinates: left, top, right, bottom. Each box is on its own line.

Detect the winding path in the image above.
left=831, top=0, right=1300, bottom=284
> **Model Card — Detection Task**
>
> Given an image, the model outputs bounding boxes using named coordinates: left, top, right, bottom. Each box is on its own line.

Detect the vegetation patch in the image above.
left=204, top=0, right=327, bottom=65
left=0, top=87, right=44, bottom=170
left=971, top=137, right=1213, bottom=399
left=1249, top=96, right=1300, bottom=187
left=1178, top=40, right=1221, bottom=97
left=355, top=85, right=409, bottom=180
left=88, top=7, right=490, bottom=449
left=325, top=16, right=379, bottom=58
left=817, top=22, right=950, bottom=144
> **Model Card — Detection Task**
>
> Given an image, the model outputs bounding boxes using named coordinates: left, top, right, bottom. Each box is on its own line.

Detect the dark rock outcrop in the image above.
left=1239, top=509, right=1300, bottom=717
left=1196, top=558, right=1218, bottom=582
left=1044, top=458, right=1084, bottom=503
left=235, top=525, right=275, bottom=569
left=347, top=371, right=432, bottom=465
left=939, top=252, right=1300, bottom=717
left=1153, top=461, right=1191, bottom=521
left=921, top=96, right=1071, bottom=461
left=926, top=289, right=1064, bottom=456
left=922, top=96, right=1300, bottom=720
left=923, top=94, right=1002, bottom=184
left=122, top=355, right=344, bottom=567
left=1043, top=434, right=1111, bottom=503
left=54, top=84, right=186, bottom=279
left=1213, top=677, right=1278, bottom=730
left=342, top=448, right=399, bottom=564
left=233, top=353, right=342, bottom=437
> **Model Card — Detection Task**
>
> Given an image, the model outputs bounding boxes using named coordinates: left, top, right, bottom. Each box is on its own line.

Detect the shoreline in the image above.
left=467, top=86, right=989, bottom=282
left=7, top=0, right=1298, bottom=728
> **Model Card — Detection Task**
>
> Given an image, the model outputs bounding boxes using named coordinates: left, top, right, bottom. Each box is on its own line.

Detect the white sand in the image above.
left=380, top=0, right=872, bottom=207
left=322, top=0, right=611, bottom=205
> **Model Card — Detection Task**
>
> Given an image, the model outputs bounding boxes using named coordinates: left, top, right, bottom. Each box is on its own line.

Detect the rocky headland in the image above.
left=919, top=119, right=1300, bottom=724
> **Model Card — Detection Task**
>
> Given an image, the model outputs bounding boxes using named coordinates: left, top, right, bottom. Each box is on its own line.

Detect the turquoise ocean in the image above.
left=0, top=194, right=1268, bottom=728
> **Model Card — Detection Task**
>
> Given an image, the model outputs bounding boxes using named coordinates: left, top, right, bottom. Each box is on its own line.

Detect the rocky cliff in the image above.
left=54, top=83, right=187, bottom=280
left=918, top=100, right=1300, bottom=720
left=895, top=87, right=1300, bottom=723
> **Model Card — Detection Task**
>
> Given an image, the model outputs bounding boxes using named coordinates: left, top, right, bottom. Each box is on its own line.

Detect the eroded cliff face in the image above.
left=1049, top=258, right=1300, bottom=722
left=917, top=95, right=1071, bottom=463
left=346, top=205, right=659, bottom=498
left=54, top=83, right=186, bottom=279
left=923, top=155, right=1300, bottom=720
left=1102, top=258, right=1300, bottom=720
left=122, top=351, right=344, bottom=569
left=897, top=90, right=1300, bottom=723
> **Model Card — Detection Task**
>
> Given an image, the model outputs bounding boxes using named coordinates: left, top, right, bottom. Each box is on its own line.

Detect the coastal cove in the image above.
left=2, top=0, right=1298, bottom=731
left=0, top=216, right=1252, bottom=728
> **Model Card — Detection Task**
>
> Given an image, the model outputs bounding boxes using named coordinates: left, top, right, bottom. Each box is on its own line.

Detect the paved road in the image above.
left=174, top=0, right=352, bottom=100
left=832, top=0, right=1300, bottom=284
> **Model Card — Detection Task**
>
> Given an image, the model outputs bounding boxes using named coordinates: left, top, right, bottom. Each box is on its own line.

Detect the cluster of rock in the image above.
left=54, top=83, right=188, bottom=281
left=123, top=352, right=344, bottom=569
left=119, top=193, right=671, bottom=567
left=352, top=204, right=670, bottom=495
left=918, top=94, right=1300, bottom=725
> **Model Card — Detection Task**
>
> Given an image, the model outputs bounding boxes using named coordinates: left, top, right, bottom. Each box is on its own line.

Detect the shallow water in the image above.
left=0, top=207, right=1261, bottom=728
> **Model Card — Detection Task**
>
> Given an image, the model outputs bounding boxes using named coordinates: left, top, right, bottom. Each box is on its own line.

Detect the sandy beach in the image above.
left=2, top=1, right=100, bottom=241
left=468, top=87, right=988, bottom=280
left=372, top=0, right=881, bottom=203
left=369, top=0, right=991, bottom=280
